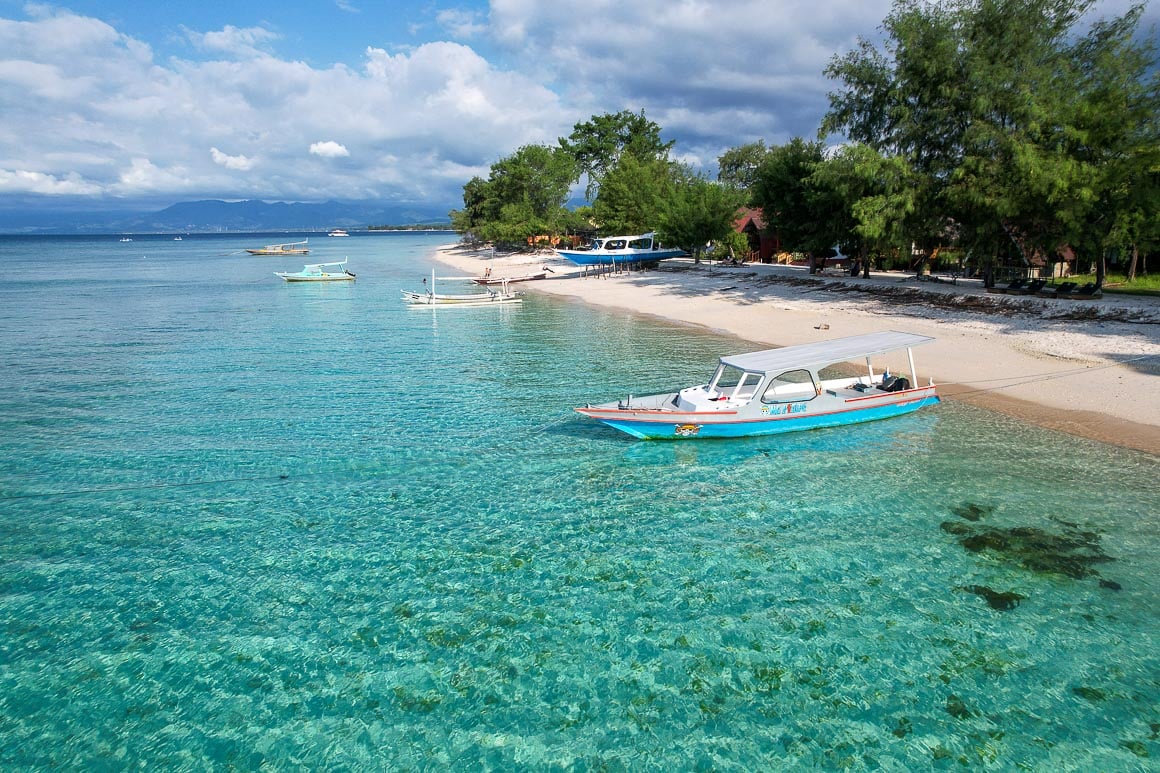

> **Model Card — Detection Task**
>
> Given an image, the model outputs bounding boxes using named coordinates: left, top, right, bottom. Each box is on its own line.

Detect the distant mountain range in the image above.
left=0, top=199, right=453, bottom=234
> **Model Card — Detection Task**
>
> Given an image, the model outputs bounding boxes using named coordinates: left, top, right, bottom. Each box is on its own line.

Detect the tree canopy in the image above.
left=453, top=109, right=739, bottom=251
left=561, top=109, right=675, bottom=200
left=452, top=1, right=1158, bottom=286
left=821, top=0, right=1160, bottom=284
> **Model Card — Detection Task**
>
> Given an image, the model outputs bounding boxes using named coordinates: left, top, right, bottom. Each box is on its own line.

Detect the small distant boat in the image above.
left=327, top=229, right=350, bottom=237
left=472, top=266, right=552, bottom=285
left=576, top=331, right=940, bottom=439
left=274, top=260, right=355, bottom=282
left=247, top=240, right=309, bottom=255
left=555, top=232, right=686, bottom=266
left=402, top=271, right=521, bottom=306
left=173, top=236, right=182, bottom=241
left=119, top=237, right=132, bottom=242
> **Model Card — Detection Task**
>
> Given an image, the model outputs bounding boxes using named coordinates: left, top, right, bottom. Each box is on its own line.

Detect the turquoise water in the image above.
left=0, top=233, right=1157, bottom=770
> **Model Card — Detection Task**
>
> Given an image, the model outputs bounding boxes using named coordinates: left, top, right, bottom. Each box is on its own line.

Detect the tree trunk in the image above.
left=861, top=245, right=871, bottom=278
left=1095, top=251, right=1106, bottom=288
left=1127, top=244, right=1139, bottom=282
left=982, top=247, right=997, bottom=289
left=807, top=252, right=817, bottom=274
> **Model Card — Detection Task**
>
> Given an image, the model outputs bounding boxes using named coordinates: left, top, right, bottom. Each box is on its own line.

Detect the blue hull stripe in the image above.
left=594, top=396, right=941, bottom=439
left=555, top=250, right=686, bottom=266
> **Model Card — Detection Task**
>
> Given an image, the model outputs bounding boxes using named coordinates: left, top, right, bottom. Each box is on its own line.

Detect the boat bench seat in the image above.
left=829, top=386, right=881, bottom=398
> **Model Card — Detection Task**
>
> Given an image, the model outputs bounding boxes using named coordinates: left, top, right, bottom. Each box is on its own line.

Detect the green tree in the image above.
left=810, top=144, right=904, bottom=277
left=1065, top=7, right=1160, bottom=285
left=591, top=154, right=674, bottom=235
left=457, top=144, right=577, bottom=245
left=823, top=0, right=1159, bottom=287
left=658, top=170, right=745, bottom=262
left=561, top=110, right=674, bottom=199
left=751, top=138, right=838, bottom=273
left=717, top=141, right=770, bottom=194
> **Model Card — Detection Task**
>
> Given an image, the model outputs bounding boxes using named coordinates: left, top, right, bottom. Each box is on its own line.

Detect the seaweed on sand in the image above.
left=940, top=518, right=1114, bottom=580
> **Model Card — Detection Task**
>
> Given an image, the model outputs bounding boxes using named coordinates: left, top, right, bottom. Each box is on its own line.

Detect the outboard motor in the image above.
left=882, top=376, right=910, bottom=392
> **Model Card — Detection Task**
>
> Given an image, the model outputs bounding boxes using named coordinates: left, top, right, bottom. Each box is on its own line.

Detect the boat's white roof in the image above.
left=304, top=260, right=346, bottom=268
left=721, top=331, right=934, bottom=374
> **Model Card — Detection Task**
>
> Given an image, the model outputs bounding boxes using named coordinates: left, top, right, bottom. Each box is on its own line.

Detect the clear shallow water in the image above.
left=0, top=233, right=1157, bottom=770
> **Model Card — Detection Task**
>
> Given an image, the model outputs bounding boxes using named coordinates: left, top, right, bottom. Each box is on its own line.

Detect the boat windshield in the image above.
left=761, top=369, right=818, bottom=403
left=709, top=364, right=764, bottom=399
left=627, top=237, right=653, bottom=250
left=709, top=363, right=743, bottom=391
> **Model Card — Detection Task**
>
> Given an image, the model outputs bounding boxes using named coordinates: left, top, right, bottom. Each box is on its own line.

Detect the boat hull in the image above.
left=401, top=290, right=521, bottom=306
left=576, top=388, right=939, bottom=439
left=555, top=248, right=686, bottom=266
left=276, top=274, right=354, bottom=282
left=472, top=272, right=547, bottom=285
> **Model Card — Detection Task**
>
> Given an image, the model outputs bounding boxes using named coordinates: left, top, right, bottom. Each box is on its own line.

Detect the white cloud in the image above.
left=0, top=10, right=565, bottom=206
left=436, top=9, right=486, bottom=39
left=210, top=147, right=255, bottom=170
left=188, top=24, right=280, bottom=59
left=309, top=141, right=351, bottom=159
left=0, top=168, right=102, bottom=195
left=485, top=0, right=895, bottom=147
left=9, top=0, right=1048, bottom=209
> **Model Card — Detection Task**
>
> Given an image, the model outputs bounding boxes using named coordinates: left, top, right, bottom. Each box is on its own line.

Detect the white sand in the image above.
left=431, top=244, right=1160, bottom=454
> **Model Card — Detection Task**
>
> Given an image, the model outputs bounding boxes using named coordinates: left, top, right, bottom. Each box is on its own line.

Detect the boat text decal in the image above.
left=761, top=403, right=808, bottom=416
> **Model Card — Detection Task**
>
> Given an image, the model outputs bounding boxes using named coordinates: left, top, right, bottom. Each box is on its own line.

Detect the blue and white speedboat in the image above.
left=576, top=331, right=940, bottom=439
left=554, top=232, right=686, bottom=266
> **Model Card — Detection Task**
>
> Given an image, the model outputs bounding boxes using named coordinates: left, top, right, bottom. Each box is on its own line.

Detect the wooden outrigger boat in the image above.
left=472, top=266, right=552, bottom=285
left=402, top=271, right=521, bottom=306
left=247, top=240, right=309, bottom=256
left=576, top=331, right=940, bottom=439
left=274, top=260, right=355, bottom=282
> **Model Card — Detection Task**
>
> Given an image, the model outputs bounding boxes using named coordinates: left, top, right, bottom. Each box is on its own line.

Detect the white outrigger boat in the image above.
left=247, top=240, right=309, bottom=256
left=402, top=271, right=521, bottom=306
left=576, top=331, right=940, bottom=439
left=555, top=232, right=686, bottom=266
left=274, top=260, right=355, bottom=282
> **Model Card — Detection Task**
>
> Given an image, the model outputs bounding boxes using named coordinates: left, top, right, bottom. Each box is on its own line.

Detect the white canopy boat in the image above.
left=327, top=229, right=350, bottom=237
left=274, top=260, right=355, bottom=282
left=576, top=331, right=940, bottom=439
left=402, top=271, right=521, bottom=306
left=247, top=240, right=310, bottom=255
left=555, top=232, right=686, bottom=266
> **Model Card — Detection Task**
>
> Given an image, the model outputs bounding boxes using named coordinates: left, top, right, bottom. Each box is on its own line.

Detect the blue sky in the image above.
left=0, top=0, right=1153, bottom=214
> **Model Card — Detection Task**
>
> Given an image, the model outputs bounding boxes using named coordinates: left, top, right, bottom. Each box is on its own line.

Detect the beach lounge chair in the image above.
left=1071, top=282, right=1103, bottom=299
left=1017, top=279, right=1048, bottom=295
left=986, top=278, right=1026, bottom=294
left=1039, top=281, right=1078, bottom=298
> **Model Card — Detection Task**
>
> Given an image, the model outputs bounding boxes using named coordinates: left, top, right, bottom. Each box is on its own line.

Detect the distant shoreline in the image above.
left=431, top=243, right=1160, bottom=456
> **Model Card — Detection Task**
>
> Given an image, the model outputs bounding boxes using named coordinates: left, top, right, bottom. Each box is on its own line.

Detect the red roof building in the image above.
left=734, top=207, right=778, bottom=262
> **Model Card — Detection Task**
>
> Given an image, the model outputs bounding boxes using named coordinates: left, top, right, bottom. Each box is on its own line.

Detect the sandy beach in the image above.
left=431, top=244, right=1160, bottom=455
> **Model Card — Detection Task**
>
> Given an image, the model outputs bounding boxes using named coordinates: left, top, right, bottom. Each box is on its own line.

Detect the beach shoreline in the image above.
left=429, top=243, right=1160, bottom=455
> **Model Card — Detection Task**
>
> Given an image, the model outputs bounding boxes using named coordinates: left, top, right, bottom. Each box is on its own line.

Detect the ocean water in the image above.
left=0, top=232, right=1156, bottom=770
